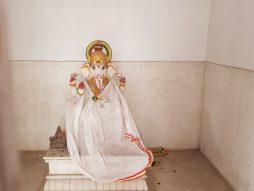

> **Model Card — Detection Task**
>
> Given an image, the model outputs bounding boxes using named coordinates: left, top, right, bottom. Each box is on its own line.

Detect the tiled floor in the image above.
left=19, top=150, right=233, bottom=191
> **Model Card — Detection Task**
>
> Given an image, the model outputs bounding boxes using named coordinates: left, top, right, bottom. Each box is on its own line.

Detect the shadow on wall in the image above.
left=0, top=1, right=21, bottom=190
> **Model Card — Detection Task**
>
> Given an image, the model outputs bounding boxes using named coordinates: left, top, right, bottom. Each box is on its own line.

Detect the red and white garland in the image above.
left=118, top=133, right=154, bottom=181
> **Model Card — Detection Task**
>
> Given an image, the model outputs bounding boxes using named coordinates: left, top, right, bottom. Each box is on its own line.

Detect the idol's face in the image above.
left=90, top=63, right=107, bottom=80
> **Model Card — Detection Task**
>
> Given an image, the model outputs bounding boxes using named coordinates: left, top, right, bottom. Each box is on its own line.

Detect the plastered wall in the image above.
left=6, top=0, right=210, bottom=61
left=8, top=0, right=254, bottom=189
left=200, top=63, right=254, bottom=191
left=12, top=61, right=204, bottom=150
left=201, top=0, right=254, bottom=190
left=6, top=0, right=210, bottom=150
left=207, top=0, right=254, bottom=71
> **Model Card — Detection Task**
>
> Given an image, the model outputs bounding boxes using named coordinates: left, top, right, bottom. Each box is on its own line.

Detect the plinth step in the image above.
left=46, top=174, right=147, bottom=180
left=44, top=178, right=148, bottom=191
left=43, top=149, right=149, bottom=190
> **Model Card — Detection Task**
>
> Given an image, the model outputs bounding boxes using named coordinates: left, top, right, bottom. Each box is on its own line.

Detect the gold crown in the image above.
left=86, top=40, right=112, bottom=65
left=90, top=46, right=107, bottom=65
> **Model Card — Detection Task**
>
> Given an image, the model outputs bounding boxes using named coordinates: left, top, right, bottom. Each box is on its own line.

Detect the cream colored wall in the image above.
left=6, top=0, right=210, bottom=61
left=12, top=61, right=204, bottom=150
left=207, top=0, right=254, bottom=70
left=201, top=0, right=254, bottom=190
left=200, top=63, right=254, bottom=191
left=7, top=0, right=210, bottom=150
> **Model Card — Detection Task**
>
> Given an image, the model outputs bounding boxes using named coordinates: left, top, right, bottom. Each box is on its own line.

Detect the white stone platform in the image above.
left=43, top=149, right=149, bottom=191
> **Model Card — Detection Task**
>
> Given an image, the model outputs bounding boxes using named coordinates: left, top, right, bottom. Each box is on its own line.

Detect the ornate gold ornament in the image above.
left=86, top=40, right=112, bottom=64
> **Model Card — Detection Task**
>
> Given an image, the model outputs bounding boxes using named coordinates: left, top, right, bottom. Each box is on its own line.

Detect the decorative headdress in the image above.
left=82, top=40, right=116, bottom=80
left=86, top=40, right=112, bottom=65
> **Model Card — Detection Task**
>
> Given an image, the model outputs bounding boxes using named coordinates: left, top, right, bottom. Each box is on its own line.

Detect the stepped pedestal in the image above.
left=43, top=149, right=149, bottom=191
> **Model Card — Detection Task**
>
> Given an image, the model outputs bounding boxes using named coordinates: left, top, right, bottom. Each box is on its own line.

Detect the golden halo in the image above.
left=86, top=40, right=112, bottom=63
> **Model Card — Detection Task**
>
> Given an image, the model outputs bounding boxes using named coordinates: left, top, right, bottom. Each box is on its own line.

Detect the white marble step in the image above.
left=43, top=149, right=149, bottom=190
left=46, top=174, right=147, bottom=180
left=44, top=149, right=147, bottom=176
left=44, top=178, right=148, bottom=191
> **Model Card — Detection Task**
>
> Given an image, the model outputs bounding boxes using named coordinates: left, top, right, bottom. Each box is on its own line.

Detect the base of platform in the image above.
left=44, top=177, right=148, bottom=191
left=43, top=149, right=149, bottom=191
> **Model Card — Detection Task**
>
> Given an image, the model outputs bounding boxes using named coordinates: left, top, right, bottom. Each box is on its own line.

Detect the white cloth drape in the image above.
left=66, top=79, right=152, bottom=182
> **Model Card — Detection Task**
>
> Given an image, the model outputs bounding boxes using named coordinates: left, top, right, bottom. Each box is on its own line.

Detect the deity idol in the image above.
left=66, top=40, right=153, bottom=182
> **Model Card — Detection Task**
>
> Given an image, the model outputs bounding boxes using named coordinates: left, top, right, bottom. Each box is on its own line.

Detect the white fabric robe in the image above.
left=66, top=78, right=153, bottom=182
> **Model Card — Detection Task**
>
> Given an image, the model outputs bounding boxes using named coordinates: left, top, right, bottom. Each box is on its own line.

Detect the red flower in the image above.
left=78, top=81, right=85, bottom=89
left=70, top=77, right=76, bottom=83
left=70, top=73, right=78, bottom=83
left=119, top=77, right=126, bottom=83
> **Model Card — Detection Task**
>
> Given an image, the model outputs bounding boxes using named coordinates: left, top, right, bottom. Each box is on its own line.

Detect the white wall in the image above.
left=201, top=0, right=254, bottom=190
left=12, top=61, right=204, bottom=150
left=8, top=2, right=254, bottom=190
left=207, top=0, right=254, bottom=71
left=200, top=63, right=254, bottom=191
left=6, top=0, right=210, bottom=150
left=6, top=0, right=210, bottom=61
